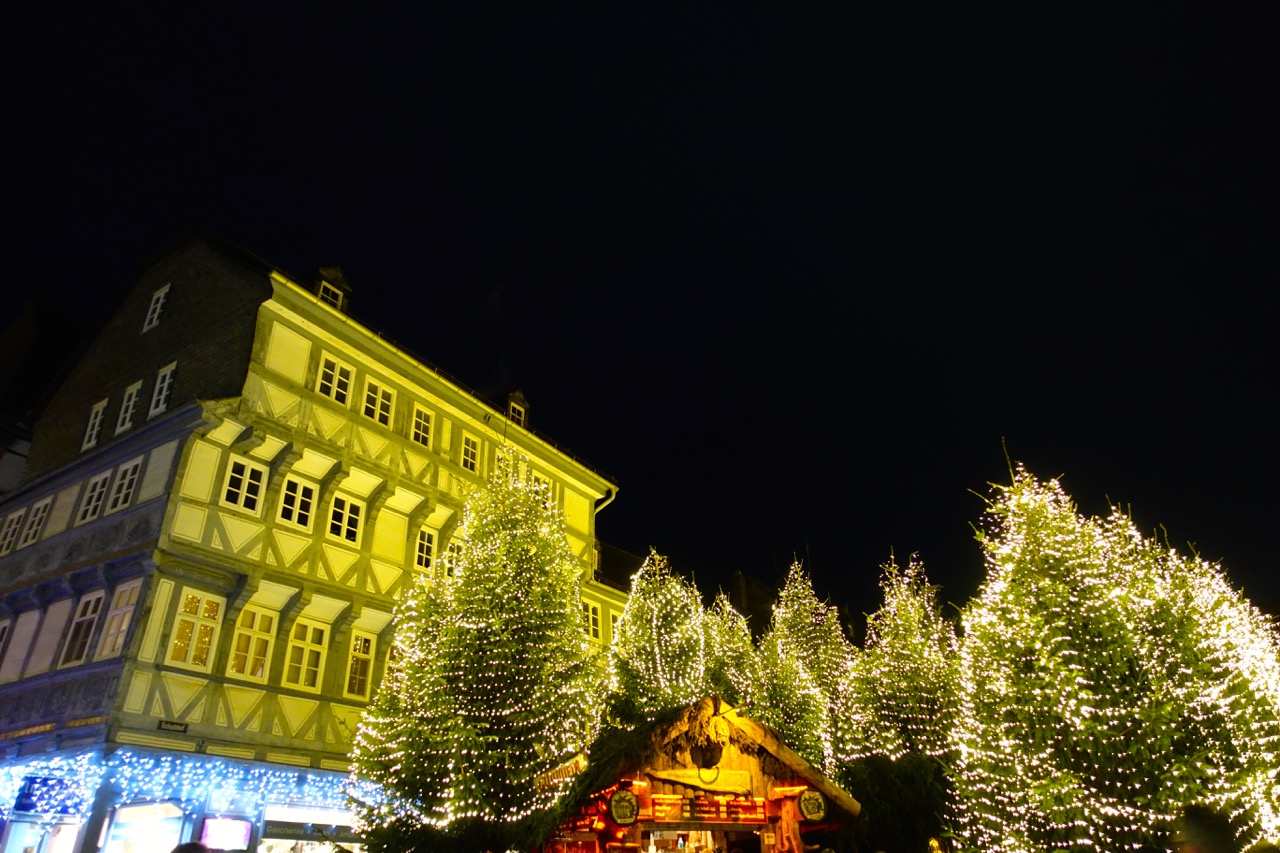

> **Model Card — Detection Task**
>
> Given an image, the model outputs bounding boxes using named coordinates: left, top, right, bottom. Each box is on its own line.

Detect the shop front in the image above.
left=0, top=749, right=371, bottom=853
left=547, top=698, right=860, bottom=853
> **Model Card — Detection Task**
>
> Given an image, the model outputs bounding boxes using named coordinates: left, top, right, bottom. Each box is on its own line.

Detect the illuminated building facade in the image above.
left=0, top=234, right=625, bottom=853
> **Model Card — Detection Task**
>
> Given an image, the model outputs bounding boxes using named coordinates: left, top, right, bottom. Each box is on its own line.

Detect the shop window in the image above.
left=142, top=283, right=171, bottom=332
left=17, top=498, right=51, bottom=549
left=222, top=456, right=267, bottom=513
left=316, top=354, right=353, bottom=405
left=411, top=404, right=432, bottom=447
left=363, top=379, right=394, bottom=426
left=0, top=509, right=26, bottom=555
left=115, top=381, right=142, bottom=434
left=415, top=527, right=435, bottom=569
left=77, top=470, right=113, bottom=525
left=60, top=591, right=106, bottom=667
left=105, top=457, right=144, bottom=515
left=461, top=433, right=480, bottom=474
left=148, top=362, right=177, bottom=418
left=278, top=477, right=316, bottom=529
left=96, top=579, right=143, bottom=659
left=82, top=399, right=108, bottom=450
left=328, top=494, right=363, bottom=544
left=581, top=602, right=600, bottom=640
left=166, top=589, right=225, bottom=671
left=284, top=618, right=328, bottom=690
left=227, top=605, right=277, bottom=681
left=345, top=630, right=376, bottom=699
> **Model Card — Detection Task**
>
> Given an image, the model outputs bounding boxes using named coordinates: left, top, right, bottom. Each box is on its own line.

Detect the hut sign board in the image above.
left=649, top=794, right=767, bottom=824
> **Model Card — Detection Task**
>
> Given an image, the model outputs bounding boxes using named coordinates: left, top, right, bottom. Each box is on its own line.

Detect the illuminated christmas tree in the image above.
left=841, top=558, right=957, bottom=853
left=350, top=456, right=596, bottom=847
left=852, top=557, right=957, bottom=760
left=754, top=562, right=857, bottom=773
left=606, top=551, right=710, bottom=723
left=951, top=469, right=1280, bottom=852
left=703, top=592, right=763, bottom=708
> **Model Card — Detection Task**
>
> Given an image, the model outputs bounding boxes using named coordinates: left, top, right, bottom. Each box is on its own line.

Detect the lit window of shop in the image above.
left=166, top=589, right=224, bottom=671
left=284, top=619, right=328, bottom=690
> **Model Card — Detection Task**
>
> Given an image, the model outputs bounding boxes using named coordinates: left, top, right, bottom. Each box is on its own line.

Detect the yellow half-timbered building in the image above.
left=0, top=234, right=626, bottom=853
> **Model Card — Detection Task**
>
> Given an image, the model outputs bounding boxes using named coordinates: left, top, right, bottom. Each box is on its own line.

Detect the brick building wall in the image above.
left=24, top=235, right=274, bottom=482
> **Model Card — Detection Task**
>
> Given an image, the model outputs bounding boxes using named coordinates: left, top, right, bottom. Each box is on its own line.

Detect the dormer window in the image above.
left=314, top=266, right=351, bottom=312
left=507, top=390, right=529, bottom=428
left=318, top=281, right=344, bottom=310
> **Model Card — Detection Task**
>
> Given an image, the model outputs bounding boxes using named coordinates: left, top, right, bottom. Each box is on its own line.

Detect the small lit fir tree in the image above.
left=350, top=456, right=596, bottom=849
left=754, top=562, right=858, bottom=774
left=841, top=558, right=957, bottom=853
left=703, top=592, right=764, bottom=708
left=951, top=468, right=1280, bottom=852
left=606, top=551, right=710, bottom=724
left=852, top=557, right=958, bottom=760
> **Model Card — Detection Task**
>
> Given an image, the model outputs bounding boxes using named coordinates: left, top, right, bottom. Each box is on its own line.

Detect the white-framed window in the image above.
left=345, top=630, right=376, bottom=699
left=444, top=541, right=461, bottom=577
left=328, top=495, right=363, bottom=544
left=581, top=602, right=600, bottom=640
left=60, top=592, right=106, bottom=667
left=222, top=456, right=268, bottom=514
left=17, top=498, right=52, bottom=549
left=611, top=612, right=619, bottom=640
left=415, top=527, right=435, bottom=569
left=509, top=400, right=526, bottom=426
left=77, top=471, right=113, bottom=525
left=363, top=379, right=393, bottom=427
left=0, top=510, right=26, bottom=556
left=96, top=579, right=142, bottom=659
left=105, top=457, right=143, bottom=515
left=166, top=589, right=225, bottom=671
left=318, top=281, right=344, bottom=310
left=115, top=381, right=142, bottom=434
left=284, top=619, right=328, bottom=690
left=142, top=283, right=170, bottom=332
left=82, top=399, right=108, bottom=451
left=148, top=362, right=177, bottom=418
left=316, top=354, right=353, bottom=405
left=533, top=472, right=555, bottom=508
left=461, top=433, right=480, bottom=474
left=227, top=605, right=277, bottom=682
left=411, top=405, right=432, bottom=447
left=277, top=477, right=316, bottom=529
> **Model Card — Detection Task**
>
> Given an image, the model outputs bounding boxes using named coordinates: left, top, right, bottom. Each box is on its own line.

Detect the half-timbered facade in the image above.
left=0, top=234, right=624, bottom=853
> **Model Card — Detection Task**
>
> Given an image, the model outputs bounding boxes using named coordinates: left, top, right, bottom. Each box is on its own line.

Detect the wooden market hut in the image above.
left=543, top=697, right=861, bottom=853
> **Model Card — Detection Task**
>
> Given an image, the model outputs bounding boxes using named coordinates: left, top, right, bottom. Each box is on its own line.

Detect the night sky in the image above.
left=5, top=6, right=1277, bottom=615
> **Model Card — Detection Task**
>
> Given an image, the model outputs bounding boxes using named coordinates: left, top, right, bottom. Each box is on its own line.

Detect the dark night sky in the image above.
left=4, top=6, right=1278, bottom=615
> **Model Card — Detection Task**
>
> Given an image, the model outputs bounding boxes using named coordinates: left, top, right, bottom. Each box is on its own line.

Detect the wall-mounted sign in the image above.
left=649, top=794, right=767, bottom=824
left=798, top=790, right=826, bottom=822
left=609, top=789, right=640, bottom=826
left=157, top=720, right=189, bottom=733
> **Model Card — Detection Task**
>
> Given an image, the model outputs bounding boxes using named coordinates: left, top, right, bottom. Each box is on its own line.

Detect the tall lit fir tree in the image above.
left=606, top=551, right=710, bottom=724
left=951, top=468, right=1280, bottom=852
left=350, top=456, right=596, bottom=848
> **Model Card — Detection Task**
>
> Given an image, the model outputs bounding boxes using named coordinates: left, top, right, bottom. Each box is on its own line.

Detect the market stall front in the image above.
left=547, top=698, right=861, bottom=853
